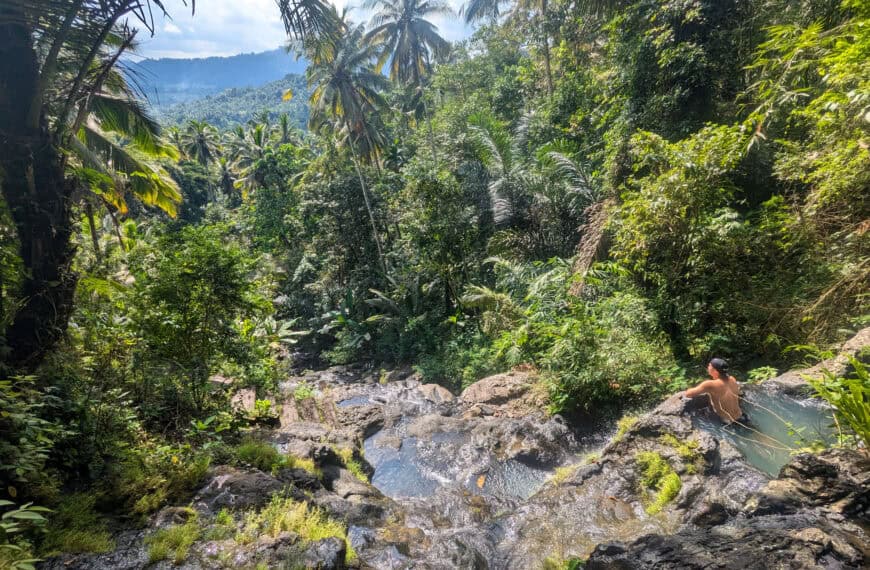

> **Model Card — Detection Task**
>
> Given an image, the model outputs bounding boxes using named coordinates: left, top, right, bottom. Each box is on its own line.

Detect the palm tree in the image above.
left=217, top=157, right=236, bottom=197
left=276, top=0, right=341, bottom=40
left=364, top=0, right=453, bottom=86
left=166, top=126, right=186, bottom=158
left=182, top=120, right=220, bottom=166
left=468, top=112, right=539, bottom=227
left=306, top=18, right=391, bottom=272
left=0, top=0, right=190, bottom=367
left=365, top=0, right=452, bottom=159
left=231, top=123, right=272, bottom=196
left=68, top=28, right=182, bottom=220
left=460, top=0, right=508, bottom=23
left=275, top=112, right=301, bottom=145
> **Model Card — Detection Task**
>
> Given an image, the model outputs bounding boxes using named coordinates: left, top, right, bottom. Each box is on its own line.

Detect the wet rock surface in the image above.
left=40, top=358, right=869, bottom=569
left=586, top=448, right=870, bottom=569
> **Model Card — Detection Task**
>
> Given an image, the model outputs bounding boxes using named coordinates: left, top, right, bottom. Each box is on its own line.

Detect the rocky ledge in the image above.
left=585, top=448, right=869, bottom=569
left=41, top=336, right=870, bottom=569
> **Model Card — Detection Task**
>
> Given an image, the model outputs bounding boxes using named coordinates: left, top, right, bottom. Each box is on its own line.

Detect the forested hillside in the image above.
left=0, top=0, right=867, bottom=567
left=155, top=74, right=310, bottom=129
left=136, top=48, right=308, bottom=106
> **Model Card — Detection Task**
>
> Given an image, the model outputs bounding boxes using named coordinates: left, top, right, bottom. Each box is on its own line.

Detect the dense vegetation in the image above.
left=0, top=0, right=867, bottom=566
left=155, top=74, right=310, bottom=129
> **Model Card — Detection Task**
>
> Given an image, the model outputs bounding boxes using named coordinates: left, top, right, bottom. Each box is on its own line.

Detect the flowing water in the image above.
left=692, top=385, right=837, bottom=476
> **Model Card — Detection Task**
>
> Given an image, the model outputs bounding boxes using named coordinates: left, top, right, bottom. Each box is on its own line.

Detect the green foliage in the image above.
left=635, top=451, right=682, bottom=515
left=40, top=494, right=112, bottom=556
left=145, top=513, right=200, bottom=564
left=236, top=495, right=355, bottom=564
left=748, top=366, right=779, bottom=383
left=127, top=223, right=272, bottom=427
left=805, top=357, right=870, bottom=449
left=112, top=442, right=210, bottom=518
left=233, top=439, right=321, bottom=477
left=332, top=446, right=369, bottom=483
left=0, top=501, right=51, bottom=570
left=0, top=377, right=66, bottom=499
left=614, top=415, right=639, bottom=442
left=158, top=75, right=310, bottom=130
left=3, top=0, right=869, bottom=556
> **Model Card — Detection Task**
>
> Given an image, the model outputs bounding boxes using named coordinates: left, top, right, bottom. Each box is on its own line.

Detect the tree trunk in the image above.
left=85, top=201, right=102, bottom=264
left=344, top=120, right=386, bottom=274
left=0, top=4, right=78, bottom=371
left=540, top=0, right=553, bottom=96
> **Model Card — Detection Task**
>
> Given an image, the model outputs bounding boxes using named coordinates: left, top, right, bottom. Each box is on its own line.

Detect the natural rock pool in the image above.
left=692, top=385, right=837, bottom=476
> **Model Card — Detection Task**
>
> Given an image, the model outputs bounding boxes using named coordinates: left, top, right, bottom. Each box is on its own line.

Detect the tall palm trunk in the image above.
left=1, top=4, right=78, bottom=370
left=540, top=0, right=553, bottom=95
left=85, top=201, right=102, bottom=264
left=344, top=119, right=386, bottom=274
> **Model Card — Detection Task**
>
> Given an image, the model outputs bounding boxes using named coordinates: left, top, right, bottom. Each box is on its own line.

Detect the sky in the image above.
left=138, top=0, right=474, bottom=60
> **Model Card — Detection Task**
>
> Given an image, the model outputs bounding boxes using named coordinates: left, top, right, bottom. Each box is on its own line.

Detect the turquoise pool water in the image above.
left=692, top=385, right=837, bottom=476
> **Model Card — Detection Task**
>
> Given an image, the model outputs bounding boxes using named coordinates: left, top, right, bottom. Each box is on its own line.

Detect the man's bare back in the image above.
left=685, top=377, right=742, bottom=423
left=683, top=358, right=743, bottom=423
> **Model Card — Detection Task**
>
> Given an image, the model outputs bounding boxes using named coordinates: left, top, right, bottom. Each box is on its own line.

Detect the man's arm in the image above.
left=684, top=380, right=716, bottom=398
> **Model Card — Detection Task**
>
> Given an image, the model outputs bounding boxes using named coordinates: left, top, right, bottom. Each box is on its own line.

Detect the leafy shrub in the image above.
left=0, top=501, right=51, bottom=570
left=748, top=366, right=779, bottom=383
left=806, top=357, right=870, bottom=449
left=112, top=442, right=210, bottom=518
left=293, top=382, right=315, bottom=401
left=0, top=377, right=66, bottom=499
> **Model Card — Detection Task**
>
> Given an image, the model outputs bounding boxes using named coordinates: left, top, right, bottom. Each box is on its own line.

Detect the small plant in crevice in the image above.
left=635, top=451, right=682, bottom=515
left=658, top=434, right=704, bottom=474
left=293, top=382, right=315, bottom=401
left=332, top=446, right=369, bottom=483
left=613, top=415, right=639, bottom=443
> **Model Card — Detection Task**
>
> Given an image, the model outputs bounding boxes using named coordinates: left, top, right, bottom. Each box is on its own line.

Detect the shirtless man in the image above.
left=682, top=358, right=745, bottom=424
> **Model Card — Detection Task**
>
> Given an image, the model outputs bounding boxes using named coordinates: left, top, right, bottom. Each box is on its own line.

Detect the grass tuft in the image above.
left=39, top=494, right=113, bottom=556
left=234, top=438, right=322, bottom=478
left=145, top=513, right=200, bottom=564
left=236, top=495, right=356, bottom=564
left=332, top=445, right=369, bottom=483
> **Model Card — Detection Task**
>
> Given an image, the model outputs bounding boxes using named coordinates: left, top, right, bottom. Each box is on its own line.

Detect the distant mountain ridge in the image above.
left=134, top=48, right=307, bottom=107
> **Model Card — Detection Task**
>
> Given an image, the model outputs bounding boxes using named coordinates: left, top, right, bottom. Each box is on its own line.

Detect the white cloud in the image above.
left=137, top=0, right=473, bottom=59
